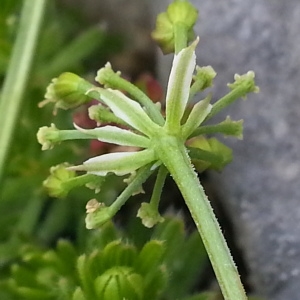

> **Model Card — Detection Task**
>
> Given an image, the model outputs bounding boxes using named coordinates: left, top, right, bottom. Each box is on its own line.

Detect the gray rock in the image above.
left=150, top=1, right=300, bottom=299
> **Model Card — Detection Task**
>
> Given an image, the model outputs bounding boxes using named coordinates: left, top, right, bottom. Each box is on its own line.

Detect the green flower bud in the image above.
left=192, top=65, right=217, bottom=91
left=151, top=12, right=175, bottom=54
left=85, top=199, right=112, bottom=229
left=94, top=266, right=144, bottom=300
left=43, top=163, right=76, bottom=198
left=227, top=71, right=260, bottom=98
left=37, top=123, right=60, bottom=150
left=167, top=0, right=198, bottom=28
left=40, top=72, right=94, bottom=111
left=95, top=62, right=122, bottom=88
left=152, top=0, right=198, bottom=54
left=137, top=202, right=164, bottom=228
left=88, top=104, right=127, bottom=126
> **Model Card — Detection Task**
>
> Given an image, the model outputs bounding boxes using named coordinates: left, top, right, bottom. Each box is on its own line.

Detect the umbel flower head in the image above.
left=37, top=2, right=258, bottom=299
left=37, top=36, right=258, bottom=229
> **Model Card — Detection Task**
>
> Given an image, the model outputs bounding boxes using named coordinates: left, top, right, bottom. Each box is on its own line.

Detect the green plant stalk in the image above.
left=205, top=86, right=249, bottom=121
left=149, top=165, right=168, bottom=209
left=109, top=164, right=154, bottom=215
left=189, top=120, right=243, bottom=139
left=155, top=134, right=247, bottom=300
left=174, top=22, right=188, bottom=54
left=0, top=0, right=47, bottom=183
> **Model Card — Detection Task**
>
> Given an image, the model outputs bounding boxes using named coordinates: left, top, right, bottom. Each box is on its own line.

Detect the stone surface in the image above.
left=149, top=1, right=300, bottom=299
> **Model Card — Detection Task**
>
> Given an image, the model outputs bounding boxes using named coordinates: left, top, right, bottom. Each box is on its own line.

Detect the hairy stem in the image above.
left=156, top=135, right=247, bottom=300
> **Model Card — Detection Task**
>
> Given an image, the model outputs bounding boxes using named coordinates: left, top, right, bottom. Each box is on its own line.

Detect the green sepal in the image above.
left=72, top=287, right=87, bottom=300
left=77, top=255, right=96, bottom=299
left=94, top=266, right=144, bottom=300
left=101, top=240, right=137, bottom=270
left=134, top=240, right=164, bottom=276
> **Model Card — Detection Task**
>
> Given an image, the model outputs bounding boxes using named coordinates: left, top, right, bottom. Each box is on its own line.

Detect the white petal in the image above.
left=99, top=88, right=159, bottom=137
left=165, top=38, right=198, bottom=132
left=181, top=95, right=212, bottom=138
left=69, top=149, right=156, bottom=176
left=74, top=123, right=150, bottom=148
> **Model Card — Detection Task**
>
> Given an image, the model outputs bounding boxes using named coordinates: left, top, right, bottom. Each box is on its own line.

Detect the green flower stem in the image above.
left=174, top=23, right=188, bottom=53
left=0, top=0, right=47, bottom=183
left=149, top=165, right=168, bottom=209
left=57, top=129, right=96, bottom=141
left=109, top=164, right=155, bottom=216
left=187, top=146, right=224, bottom=166
left=189, top=81, right=205, bottom=102
left=63, top=174, right=101, bottom=192
left=189, top=119, right=243, bottom=139
left=155, top=134, right=247, bottom=300
left=205, top=86, right=252, bottom=122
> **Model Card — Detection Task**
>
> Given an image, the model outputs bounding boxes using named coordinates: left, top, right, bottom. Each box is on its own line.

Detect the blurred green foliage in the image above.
left=0, top=0, right=123, bottom=263
left=0, top=217, right=209, bottom=300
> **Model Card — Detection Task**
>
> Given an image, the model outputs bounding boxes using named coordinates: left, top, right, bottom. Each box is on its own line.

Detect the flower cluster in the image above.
left=37, top=37, right=258, bottom=229
left=37, top=2, right=258, bottom=298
